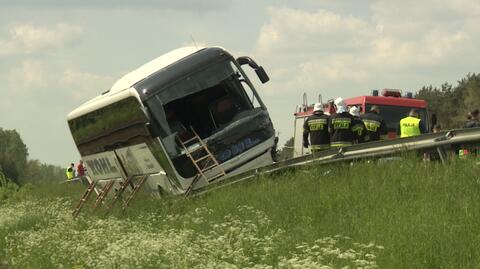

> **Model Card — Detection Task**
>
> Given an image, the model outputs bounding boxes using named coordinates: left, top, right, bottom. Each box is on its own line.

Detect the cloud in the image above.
left=3, top=59, right=114, bottom=102
left=0, top=0, right=233, bottom=11
left=299, top=54, right=370, bottom=83
left=366, top=30, right=468, bottom=69
left=60, top=69, right=114, bottom=101
left=256, top=7, right=372, bottom=56
left=180, top=40, right=209, bottom=48
left=371, top=0, right=480, bottom=24
left=0, top=58, right=115, bottom=165
left=254, top=5, right=475, bottom=91
left=0, top=23, right=83, bottom=55
left=5, top=60, right=46, bottom=89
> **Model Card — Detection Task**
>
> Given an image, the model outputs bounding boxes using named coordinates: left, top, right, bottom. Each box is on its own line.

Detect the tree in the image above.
left=415, top=73, right=480, bottom=130
left=0, top=126, right=64, bottom=185
left=0, top=128, right=28, bottom=184
left=0, top=169, right=18, bottom=201
left=20, top=159, right=65, bottom=184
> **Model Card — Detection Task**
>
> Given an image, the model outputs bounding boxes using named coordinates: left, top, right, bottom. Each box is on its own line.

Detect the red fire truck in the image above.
left=293, top=89, right=431, bottom=157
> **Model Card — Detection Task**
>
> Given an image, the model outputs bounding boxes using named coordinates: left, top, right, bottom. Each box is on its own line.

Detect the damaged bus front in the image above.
left=67, top=46, right=276, bottom=196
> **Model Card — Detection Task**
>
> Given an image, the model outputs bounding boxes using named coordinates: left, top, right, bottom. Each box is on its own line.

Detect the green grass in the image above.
left=1, top=156, right=480, bottom=268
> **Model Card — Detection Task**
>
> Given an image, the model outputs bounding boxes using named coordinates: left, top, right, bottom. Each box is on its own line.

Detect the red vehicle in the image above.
left=293, top=89, right=431, bottom=157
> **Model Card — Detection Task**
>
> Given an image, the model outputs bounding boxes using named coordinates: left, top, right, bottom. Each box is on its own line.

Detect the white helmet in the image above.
left=334, top=97, right=345, bottom=107
left=313, top=102, right=323, bottom=112
left=349, top=106, right=360, bottom=117
left=334, top=97, right=347, bottom=113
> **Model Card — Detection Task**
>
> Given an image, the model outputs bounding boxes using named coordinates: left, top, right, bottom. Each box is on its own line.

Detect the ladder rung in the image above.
left=207, top=173, right=226, bottom=182
left=194, top=154, right=212, bottom=163
left=182, top=136, right=200, bottom=144
left=201, top=163, right=218, bottom=172
left=186, top=146, right=206, bottom=154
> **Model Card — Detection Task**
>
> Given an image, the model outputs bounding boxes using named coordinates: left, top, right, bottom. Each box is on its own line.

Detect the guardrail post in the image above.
left=436, top=146, right=447, bottom=164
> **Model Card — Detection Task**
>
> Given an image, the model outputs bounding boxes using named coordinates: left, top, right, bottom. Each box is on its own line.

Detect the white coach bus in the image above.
left=67, top=46, right=277, bottom=196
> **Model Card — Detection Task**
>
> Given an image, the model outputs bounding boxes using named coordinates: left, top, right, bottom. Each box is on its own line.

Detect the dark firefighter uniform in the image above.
left=303, top=113, right=330, bottom=151
left=329, top=112, right=365, bottom=147
left=361, top=111, right=387, bottom=142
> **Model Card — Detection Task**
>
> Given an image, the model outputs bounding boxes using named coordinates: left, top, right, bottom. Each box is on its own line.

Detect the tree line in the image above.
left=0, top=127, right=64, bottom=187
left=415, top=73, right=480, bottom=129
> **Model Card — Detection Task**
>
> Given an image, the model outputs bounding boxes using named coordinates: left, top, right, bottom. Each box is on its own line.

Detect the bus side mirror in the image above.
left=255, top=66, right=270, bottom=84
left=237, top=56, right=270, bottom=84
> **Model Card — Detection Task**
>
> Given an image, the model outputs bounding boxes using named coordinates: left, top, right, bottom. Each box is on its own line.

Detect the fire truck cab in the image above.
left=293, top=89, right=430, bottom=157
left=344, top=89, right=429, bottom=138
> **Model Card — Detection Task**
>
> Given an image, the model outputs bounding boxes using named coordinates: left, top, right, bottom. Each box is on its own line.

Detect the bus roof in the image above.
left=67, top=88, right=140, bottom=120
left=344, top=96, right=427, bottom=108
left=67, top=46, right=207, bottom=121
left=110, top=46, right=205, bottom=94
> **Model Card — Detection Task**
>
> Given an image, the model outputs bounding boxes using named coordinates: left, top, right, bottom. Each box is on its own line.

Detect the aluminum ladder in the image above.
left=178, top=128, right=227, bottom=196
left=105, top=174, right=149, bottom=211
left=72, top=179, right=97, bottom=218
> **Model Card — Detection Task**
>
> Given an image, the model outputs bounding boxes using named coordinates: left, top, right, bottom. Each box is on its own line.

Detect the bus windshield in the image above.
left=145, top=59, right=273, bottom=176
left=365, top=104, right=428, bottom=131
left=146, top=60, right=261, bottom=140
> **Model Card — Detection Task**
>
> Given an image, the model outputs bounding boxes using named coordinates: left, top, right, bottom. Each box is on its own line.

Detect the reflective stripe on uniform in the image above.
left=331, top=142, right=353, bottom=147
left=352, top=123, right=364, bottom=134
left=311, top=144, right=330, bottom=150
left=306, top=118, right=328, bottom=131
left=332, top=118, right=351, bottom=129
left=400, top=116, right=421, bottom=138
left=363, top=119, right=381, bottom=132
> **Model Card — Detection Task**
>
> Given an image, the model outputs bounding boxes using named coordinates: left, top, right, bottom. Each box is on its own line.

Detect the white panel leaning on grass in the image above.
left=66, top=46, right=278, bottom=211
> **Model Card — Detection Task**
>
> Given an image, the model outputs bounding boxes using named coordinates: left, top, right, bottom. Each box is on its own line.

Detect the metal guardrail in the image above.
left=193, top=127, right=480, bottom=196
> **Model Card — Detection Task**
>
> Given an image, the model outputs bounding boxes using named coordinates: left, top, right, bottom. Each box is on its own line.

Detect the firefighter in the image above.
left=66, top=163, right=75, bottom=180
left=349, top=106, right=366, bottom=143
left=360, top=105, right=388, bottom=142
left=303, top=102, right=330, bottom=152
left=398, top=109, right=426, bottom=138
left=329, top=98, right=365, bottom=147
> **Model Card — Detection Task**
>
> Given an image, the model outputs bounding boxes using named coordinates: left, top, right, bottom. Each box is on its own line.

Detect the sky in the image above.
left=0, top=0, right=479, bottom=166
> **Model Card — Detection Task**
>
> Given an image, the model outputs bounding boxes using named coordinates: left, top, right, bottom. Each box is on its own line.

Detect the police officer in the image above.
left=361, top=105, right=387, bottom=142
left=303, top=102, right=330, bottom=152
left=398, top=109, right=426, bottom=138
left=66, top=163, right=75, bottom=180
left=330, top=98, right=365, bottom=147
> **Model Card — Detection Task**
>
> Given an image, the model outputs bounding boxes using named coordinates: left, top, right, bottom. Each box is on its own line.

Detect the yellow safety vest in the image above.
left=66, top=167, right=74, bottom=180
left=400, top=116, right=421, bottom=138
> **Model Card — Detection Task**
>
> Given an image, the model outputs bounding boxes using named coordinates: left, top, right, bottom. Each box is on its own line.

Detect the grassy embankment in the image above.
left=1, top=156, right=480, bottom=268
